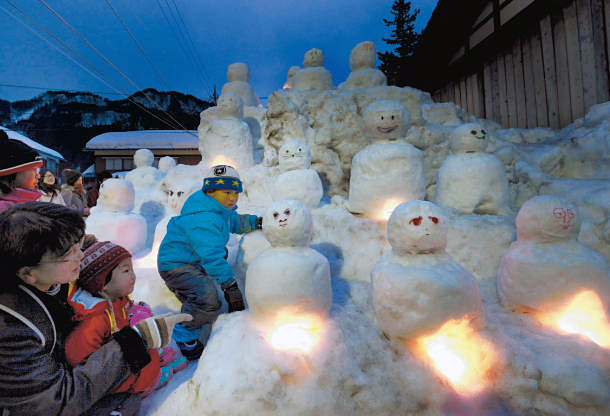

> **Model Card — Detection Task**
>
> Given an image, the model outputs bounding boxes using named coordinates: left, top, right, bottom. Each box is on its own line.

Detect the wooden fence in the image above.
left=432, top=0, right=610, bottom=129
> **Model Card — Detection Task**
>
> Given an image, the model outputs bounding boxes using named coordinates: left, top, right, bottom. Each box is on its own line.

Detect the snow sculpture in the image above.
left=291, top=48, right=333, bottom=91
left=338, top=41, right=387, bottom=90
left=85, top=178, right=147, bottom=254
left=498, top=195, right=610, bottom=316
left=371, top=200, right=485, bottom=341
left=153, top=178, right=200, bottom=243
left=271, top=140, right=323, bottom=208
left=245, top=200, right=332, bottom=318
left=221, top=62, right=260, bottom=107
left=283, top=65, right=300, bottom=89
left=435, top=123, right=510, bottom=215
left=198, top=92, right=254, bottom=169
left=347, top=100, right=425, bottom=218
left=125, top=149, right=165, bottom=199
left=157, top=156, right=176, bottom=173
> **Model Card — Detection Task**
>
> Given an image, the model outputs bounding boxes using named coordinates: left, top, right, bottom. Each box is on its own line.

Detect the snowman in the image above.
left=271, top=140, right=324, bottom=209
left=198, top=92, right=254, bottom=169
left=291, top=48, right=334, bottom=91
left=153, top=178, right=200, bottom=244
left=157, top=156, right=176, bottom=173
left=124, top=148, right=166, bottom=208
left=283, top=65, right=300, bottom=89
left=338, top=41, right=387, bottom=90
left=245, top=200, right=332, bottom=319
left=498, top=195, right=610, bottom=314
left=85, top=178, right=147, bottom=254
left=371, top=200, right=485, bottom=341
left=220, top=62, right=260, bottom=107
left=435, top=123, right=510, bottom=215
left=347, top=100, right=425, bottom=218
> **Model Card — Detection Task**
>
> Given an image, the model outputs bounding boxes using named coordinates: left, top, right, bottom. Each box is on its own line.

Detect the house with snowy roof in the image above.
left=1, top=126, right=65, bottom=176
left=85, top=130, right=201, bottom=174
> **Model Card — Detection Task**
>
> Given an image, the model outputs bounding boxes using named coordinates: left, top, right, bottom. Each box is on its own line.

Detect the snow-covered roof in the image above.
left=1, top=126, right=65, bottom=161
left=86, top=130, right=199, bottom=150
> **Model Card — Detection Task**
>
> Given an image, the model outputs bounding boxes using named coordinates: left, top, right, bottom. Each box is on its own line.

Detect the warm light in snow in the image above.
left=377, top=198, right=405, bottom=221
left=412, top=318, right=499, bottom=396
left=209, top=155, right=239, bottom=169
left=283, top=83, right=292, bottom=89
left=268, top=312, right=323, bottom=353
left=535, top=290, right=610, bottom=348
left=134, top=241, right=160, bottom=269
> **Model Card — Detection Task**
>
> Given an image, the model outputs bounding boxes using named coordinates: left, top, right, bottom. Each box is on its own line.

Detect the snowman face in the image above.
left=133, top=149, right=154, bottom=168
left=227, top=62, right=250, bottom=82
left=387, top=200, right=448, bottom=254
left=217, top=92, right=243, bottom=118
left=450, top=123, right=488, bottom=154
left=516, top=195, right=580, bottom=242
left=263, top=200, right=312, bottom=247
left=98, top=178, right=135, bottom=213
left=303, top=48, right=324, bottom=67
left=278, top=140, right=312, bottom=172
left=167, top=180, right=197, bottom=214
left=350, top=41, right=376, bottom=71
left=364, top=100, right=409, bottom=141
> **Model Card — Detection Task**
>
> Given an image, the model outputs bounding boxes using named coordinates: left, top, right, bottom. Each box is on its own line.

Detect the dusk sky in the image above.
left=0, top=0, right=438, bottom=104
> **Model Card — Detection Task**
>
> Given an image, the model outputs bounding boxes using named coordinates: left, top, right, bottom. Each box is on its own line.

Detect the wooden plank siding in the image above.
left=431, top=0, right=610, bottom=128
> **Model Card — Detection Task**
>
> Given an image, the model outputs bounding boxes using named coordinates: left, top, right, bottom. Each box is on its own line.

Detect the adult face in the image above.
left=74, top=176, right=83, bottom=187
left=15, top=167, right=40, bottom=190
left=43, top=171, right=56, bottom=185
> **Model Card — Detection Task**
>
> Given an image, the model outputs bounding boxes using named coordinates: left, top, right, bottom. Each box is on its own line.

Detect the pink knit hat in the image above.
left=79, top=241, right=131, bottom=295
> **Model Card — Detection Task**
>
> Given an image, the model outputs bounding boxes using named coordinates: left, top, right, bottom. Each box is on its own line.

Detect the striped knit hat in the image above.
left=0, top=129, right=43, bottom=177
left=79, top=241, right=131, bottom=295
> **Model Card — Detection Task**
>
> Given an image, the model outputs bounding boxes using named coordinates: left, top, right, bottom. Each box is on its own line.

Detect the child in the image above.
left=65, top=241, right=186, bottom=395
left=157, top=165, right=262, bottom=360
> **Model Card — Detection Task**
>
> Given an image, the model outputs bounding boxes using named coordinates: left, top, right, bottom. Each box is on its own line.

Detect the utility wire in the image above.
left=1, top=1, right=189, bottom=132
left=37, top=0, right=193, bottom=134
left=103, top=0, right=171, bottom=90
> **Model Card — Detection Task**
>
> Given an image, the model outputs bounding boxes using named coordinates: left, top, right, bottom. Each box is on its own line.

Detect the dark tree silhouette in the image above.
left=378, top=0, right=421, bottom=87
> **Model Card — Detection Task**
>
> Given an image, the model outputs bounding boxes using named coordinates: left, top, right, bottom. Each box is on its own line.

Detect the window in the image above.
left=105, top=158, right=122, bottom=170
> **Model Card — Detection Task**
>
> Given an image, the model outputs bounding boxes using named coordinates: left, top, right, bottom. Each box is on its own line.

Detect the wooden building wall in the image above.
left=432, top=0, right=610, bottom=128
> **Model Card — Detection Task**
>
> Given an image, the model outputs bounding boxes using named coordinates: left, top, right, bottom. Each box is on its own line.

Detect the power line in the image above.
left=103, top=0, right=171, bottom=90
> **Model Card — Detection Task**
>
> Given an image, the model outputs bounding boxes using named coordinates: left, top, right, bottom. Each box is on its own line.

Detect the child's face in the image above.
left=207, top=189, right=239, bottom=210
left=103, top=257, right=136, bottom=300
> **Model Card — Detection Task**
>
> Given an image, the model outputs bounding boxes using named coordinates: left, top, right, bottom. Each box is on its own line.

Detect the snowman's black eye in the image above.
left=471, top=130, right=477, bottom=135
left=381, top=116, right=384, bottom=120
left=391, top=115, right=395, bottom=120
left=169, top=191, right=174, bottom=196
left=177, top=191, right=184, bottom=197
left=284, top=209, right=291, bottom=216
left=481, top=129, right=486, bottom=134
left=273, top=212, right=279, bottom=219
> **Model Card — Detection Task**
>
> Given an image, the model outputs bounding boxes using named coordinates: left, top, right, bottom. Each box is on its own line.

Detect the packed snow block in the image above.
left=221, top=62, right=260, bottom=107
left=498, top=195, right=610, bottom=313
left=338, top=41, right=387, bottom=90
left=371, top=201, right=485, bottom=341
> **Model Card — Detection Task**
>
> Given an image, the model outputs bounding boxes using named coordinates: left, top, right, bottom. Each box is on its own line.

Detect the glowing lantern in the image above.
left=534, top=290, right=610, bottom=348
left=265, top=310, right=324, bottom=354
left=209, top=155, right=239, bottom=169
left=411, top=318, right=499, bottom=396
left=377, top=198, right=405, bottom=221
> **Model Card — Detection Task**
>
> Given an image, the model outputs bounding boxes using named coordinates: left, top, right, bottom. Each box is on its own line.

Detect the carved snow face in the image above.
left=450, top=123, right=488, bottom=154
left=363, top=100, right=410, bottom=141
left=133, top=149, right=154, bottom=168
left=227, top=62, right=250, bottom=82
left=167, top=180, right=198, bottom=214
left=350, top=41, right=376, bottom=71
left=217, top=92, right=243, bottom=119
left=158, top=156, right=176, bottom=173
left=516, top=195, right=580, bottom=242
left=387, top=200, right=448, bottom=255
left=303, top=48, right=324, bottom=67
left=98, top=178, right=135, bottom=213
left=263, top=200, right=312, bottom=247
left=278, top=140, right=312, bottom=172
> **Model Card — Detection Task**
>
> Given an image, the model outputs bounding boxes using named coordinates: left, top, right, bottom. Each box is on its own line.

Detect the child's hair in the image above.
left=0, top=202, right=85, bottom=284
left=78, top=241, right=131, bottom=296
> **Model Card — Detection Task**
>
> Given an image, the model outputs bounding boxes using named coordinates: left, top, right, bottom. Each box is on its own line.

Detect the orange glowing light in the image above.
left=377, top=198, right=405, bottom=221
left=268, top=311, right=324, bottom=353
left=412, top=318, right=499, bottom=396
left=282, top=83, right=292, bottom=89
left=534, top=290, right=610, bottom=348
left=209, top=155, right=238, bottom=169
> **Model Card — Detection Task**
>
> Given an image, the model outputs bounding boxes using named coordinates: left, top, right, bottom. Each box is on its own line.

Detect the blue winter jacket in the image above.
left=157, top=191, right=257, bottom=285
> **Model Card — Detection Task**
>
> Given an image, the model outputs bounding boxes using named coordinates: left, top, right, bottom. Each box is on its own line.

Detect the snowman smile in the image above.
left=377, top=126, right=398, bottom=134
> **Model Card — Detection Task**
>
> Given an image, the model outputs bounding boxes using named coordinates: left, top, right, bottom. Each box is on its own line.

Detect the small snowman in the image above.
left=153, top=178, right=200, bottom=244
left=371, top=200, right=485, bottom=341
left=271, top=140, right=323, bottom=209
left=291, top=48, right=334, bottom=91
left=124, top=148, right=166, bottom=209
left=245, top=200, right=332, bottom=318
left=347, top=100, right=425, bottom=217
left=85, top=178, right=147, bottom=254
left=198, top=92, right=254, bottom=169
left=221, top=62, right=260, bottom=107
left=435, top=123, right=510, bottom=215
left=338, top=41, right=387, bottom=90
left=498, top=195, right=610, bottom=313
left=157, top=156, right=176, bottom=173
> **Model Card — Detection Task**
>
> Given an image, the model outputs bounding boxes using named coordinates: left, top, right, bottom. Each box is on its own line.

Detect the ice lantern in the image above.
left=371, top=200, right=500, bottom=396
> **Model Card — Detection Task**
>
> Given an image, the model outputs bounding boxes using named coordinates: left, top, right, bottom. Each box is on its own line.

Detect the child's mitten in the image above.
left=134, top=313, right=192, bottom=349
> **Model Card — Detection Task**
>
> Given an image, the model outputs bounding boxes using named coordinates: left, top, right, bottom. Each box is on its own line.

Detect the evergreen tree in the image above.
left=378, top=0, right=421, bottom=87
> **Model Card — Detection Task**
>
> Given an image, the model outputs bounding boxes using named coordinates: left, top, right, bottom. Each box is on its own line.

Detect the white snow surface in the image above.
left=1, top=126, right=64, bottom=160
left=85, top=130, right=198, bottom=149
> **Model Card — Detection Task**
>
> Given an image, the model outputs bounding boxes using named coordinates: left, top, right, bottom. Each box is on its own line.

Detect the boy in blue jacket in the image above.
left=157, top=165, right=261, bottom=360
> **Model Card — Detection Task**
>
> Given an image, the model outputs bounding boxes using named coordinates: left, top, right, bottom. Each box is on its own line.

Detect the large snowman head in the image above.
left=303, top=48, right=324, bottom=67
left=263, top=200, right=313, bottom=247
left=133, top=148, right=154, bottom=168
left=167, top=179, right=198, bottom=215
left=98, top=178, right=135, bottom=213
left=450, top=123, right=488, bottom=154
left=363, top=100, right=410, bottom=142
left=217, top=92, right=244, bottom=119
left=516, top=195, right=580, bottom=242
left=278, top=140, right=312, bottom=172
left=158, top=156, right=176, bottom=173
left=350, top=41, right=376, bottom=71
left=227, top=62, right=250, bottom=82
left=387, top=200, right=448, bottom=255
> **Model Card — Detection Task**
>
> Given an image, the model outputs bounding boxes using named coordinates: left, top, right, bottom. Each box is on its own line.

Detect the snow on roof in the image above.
left=1, top=126, right=65, bottom=160
left=86, top=130, right=199, bottom=150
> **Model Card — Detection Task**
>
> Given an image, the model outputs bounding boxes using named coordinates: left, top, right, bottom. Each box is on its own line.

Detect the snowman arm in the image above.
left=228, top=212, right=258, bottom=234
left=186, top=221, right=234, bottom=285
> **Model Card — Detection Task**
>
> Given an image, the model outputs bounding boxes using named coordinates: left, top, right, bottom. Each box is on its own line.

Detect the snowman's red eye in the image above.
left=409, top=216, right=422, bottom=226
left=429, top=216, right=439, bottom=224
